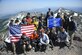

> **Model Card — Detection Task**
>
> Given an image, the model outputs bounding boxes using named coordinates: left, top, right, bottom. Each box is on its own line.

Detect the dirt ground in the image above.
left=0, top=37, right=82, bottom=55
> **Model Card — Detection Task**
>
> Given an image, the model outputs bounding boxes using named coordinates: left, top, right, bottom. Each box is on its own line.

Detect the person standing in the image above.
left=68, top=16, right=76, bottom=47
left=26, top=13, right=32, bottom=25
left=45, top=8, right=53, bottom=26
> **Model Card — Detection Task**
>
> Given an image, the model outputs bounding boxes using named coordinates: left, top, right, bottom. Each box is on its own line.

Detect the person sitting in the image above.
left=48, top=27, right=58, bottom=42
left=30, top=31, right=39, bottom=50
left=39, top=28, right=49, bottom=52
left=57, top=27, right=70, bottom=46
left=19, top=33, right=32, bottom=54
left=47, top=27, right=57, bottom=50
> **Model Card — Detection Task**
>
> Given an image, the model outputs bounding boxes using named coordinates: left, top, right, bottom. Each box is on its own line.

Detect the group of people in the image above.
left=5, top=8, right=77, bottom=54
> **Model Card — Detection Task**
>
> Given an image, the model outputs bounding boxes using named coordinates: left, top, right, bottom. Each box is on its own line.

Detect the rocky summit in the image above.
left=0, top=8, right=82, bottom=55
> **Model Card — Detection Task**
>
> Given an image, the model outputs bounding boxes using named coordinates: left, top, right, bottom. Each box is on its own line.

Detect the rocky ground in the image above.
left=0, top=20, right=82, bottom=55
left=0, top=32, right=82, bottom=55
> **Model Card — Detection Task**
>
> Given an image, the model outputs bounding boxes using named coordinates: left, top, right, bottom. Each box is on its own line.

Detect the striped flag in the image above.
left=9, top=25, right=34, bottom=42
left=21, top=25, right=35, bottom=37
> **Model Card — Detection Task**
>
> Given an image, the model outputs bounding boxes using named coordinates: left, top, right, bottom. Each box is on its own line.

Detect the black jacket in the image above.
left=68, top=21, right=76, bottom=31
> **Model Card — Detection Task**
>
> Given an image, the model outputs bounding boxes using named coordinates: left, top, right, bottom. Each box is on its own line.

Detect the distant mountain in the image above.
left=0, top=7, right=82, bottom=18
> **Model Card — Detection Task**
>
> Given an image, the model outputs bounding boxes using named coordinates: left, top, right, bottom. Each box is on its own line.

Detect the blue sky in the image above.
left=0, top=0, right=82, bottom=17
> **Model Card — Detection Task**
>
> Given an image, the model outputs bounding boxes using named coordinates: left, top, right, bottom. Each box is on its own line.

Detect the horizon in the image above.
left=0, top=0, right=82, bottom=17
left=0, top=7, right=82, bottom=18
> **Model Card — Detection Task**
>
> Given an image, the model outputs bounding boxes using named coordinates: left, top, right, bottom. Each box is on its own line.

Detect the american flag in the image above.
left=9, top=25, right=34, bottom=42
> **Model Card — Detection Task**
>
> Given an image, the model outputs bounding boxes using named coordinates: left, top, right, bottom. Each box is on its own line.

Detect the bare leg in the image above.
left=23, top=45, right=26, bottom=55
left=12, top=42, right=16, bottom=55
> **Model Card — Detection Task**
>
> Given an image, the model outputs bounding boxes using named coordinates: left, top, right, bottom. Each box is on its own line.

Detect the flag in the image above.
left=21, top=25, right=35, bottom=37
left=9, top=25, right=21, bottom=42
left=9, top=25, right=34, bottom=42
left=47, top=17, right=62, bottom=28
left=47, top=17, right=54, bottom=28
